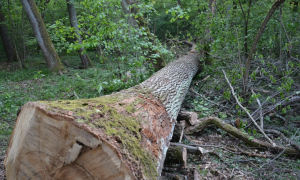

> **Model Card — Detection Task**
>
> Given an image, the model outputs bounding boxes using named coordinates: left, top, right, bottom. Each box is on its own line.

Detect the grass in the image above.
left=0, top=51, right=151, bottom=156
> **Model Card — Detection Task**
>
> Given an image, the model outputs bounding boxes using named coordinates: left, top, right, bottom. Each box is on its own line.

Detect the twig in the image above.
left=251, top=89, right=263, bottom=129
left=74, top=91, right=79, bottom=99
left=250, top=91, right=280, bottom=118
left=190, top=88, right=228, bottom=109
left=269, top=113, right=286, bottom=122
left=256, top=127, right=300, bottom=151
left=256, top=94, right=300, bottom=122
left=222, top=70, right=275, bottom=146
left=258, top=148, right=286, bottom=170
left=194, top=75, right=210, bottom=91
left=291, top=56, right=300, bottom=63
left=236, top=28, right=245, bottom=92
left=171, top=142, right=234, bottom=153
left=179, top=121, right=185, bottom=143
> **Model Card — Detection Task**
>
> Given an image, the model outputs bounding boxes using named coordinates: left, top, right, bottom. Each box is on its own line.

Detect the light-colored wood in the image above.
left=178, top=110, right=198, bottom=125
left=178, top=121, right=185, bottom=143
left=194, top=168, right=200, bottom=180
left=5, top=50, right=200, bottom=179
left=182, top=147, right=187, bottom=168
left=5, top=104, right=133, bottom=180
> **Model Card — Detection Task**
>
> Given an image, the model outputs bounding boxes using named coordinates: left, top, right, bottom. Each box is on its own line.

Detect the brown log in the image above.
left=177, top=110, right=198, bottom=125
left=5, top=52, right=201, bottom=179
left=164, top=146, right=185, bottom=166
left=184, top=116, right=300, bottom=157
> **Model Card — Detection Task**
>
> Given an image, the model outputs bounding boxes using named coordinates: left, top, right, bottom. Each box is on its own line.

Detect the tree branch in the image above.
left=222, top=70, right=274, bottom=146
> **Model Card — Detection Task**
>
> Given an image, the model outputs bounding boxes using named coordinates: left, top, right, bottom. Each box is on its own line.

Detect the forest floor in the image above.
left=1, top=48, right=300, bottom=179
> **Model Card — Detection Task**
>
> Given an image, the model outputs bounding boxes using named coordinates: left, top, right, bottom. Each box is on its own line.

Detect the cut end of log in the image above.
left=4, top=103, right=135, bottom=180
left=178, top=110, right=198, bottom=126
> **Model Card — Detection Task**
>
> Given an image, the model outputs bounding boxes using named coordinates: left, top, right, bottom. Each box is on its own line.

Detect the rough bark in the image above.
left=0, top=4, right=17, bottom=63
left=5, top=51, right=201, bottom=179
left=20, top=0, right=64, bottom=72
left=121, top=0, right=165, bottom=71
left=177, top=110, right=198, bottom=125
left=243, top=0, right=285, bottom=89
left=66, top=0, right=93, bottom=68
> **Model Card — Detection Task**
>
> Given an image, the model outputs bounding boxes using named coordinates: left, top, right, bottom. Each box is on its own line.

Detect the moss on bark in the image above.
left=41, top=92, right=159, bottom=179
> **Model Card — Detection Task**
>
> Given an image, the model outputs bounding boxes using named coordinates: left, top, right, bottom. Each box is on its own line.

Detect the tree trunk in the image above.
left=20, top=0, right=65, bottom=72
left=238, top=0, right=252, bottom=59
left=203, top=0, right=216, bottom=66
left=4, top=51, right=201, bottom=179
left=121, top=0, right=165, bottom=71
left=243, top=0, right=285, bottom=90
left=66, top=0, right=93, bottom=68
left=0, top=4, right=17, bottom=63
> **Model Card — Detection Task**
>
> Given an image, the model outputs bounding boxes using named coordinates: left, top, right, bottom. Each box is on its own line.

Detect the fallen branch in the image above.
left=264, top=129, right=300, bottom=152
left=170, top=142, right=210, bottom=154
left=269, top=113, right=286, bottom=122
left=184, top=116, right=299, bottom=157
left=256, top=94, right=300, bottom=122
left=222, top=70, right=274, bottom=146
left=225, top=146, right=275, bottom=158
left=251, top=89, right=263, bottom=129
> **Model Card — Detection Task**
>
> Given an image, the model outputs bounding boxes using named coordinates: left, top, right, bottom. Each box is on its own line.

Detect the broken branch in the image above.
left=222, top=70, right=274, bottom=146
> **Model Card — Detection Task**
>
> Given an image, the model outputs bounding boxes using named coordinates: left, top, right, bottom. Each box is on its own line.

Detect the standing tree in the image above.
left=20, top=0, right=65, bottom=72
left=238, top=0, right=252, bottom=59
left=66, top=0, right=93, bottom=68
left=243, top=0, right=285, bottom=89
left=0, top=3, right=17, bottom=63
left=121, top=0, right=166, bottom=71
left=4, top=44, right=201, bottom=179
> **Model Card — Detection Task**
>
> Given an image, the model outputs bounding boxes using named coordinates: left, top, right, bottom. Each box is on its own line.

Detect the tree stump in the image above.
left=5, top=52, right=201, bottom=179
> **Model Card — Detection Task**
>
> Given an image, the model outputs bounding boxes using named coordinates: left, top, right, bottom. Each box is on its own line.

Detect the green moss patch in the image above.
left=41, top=93, right=157, bottom=179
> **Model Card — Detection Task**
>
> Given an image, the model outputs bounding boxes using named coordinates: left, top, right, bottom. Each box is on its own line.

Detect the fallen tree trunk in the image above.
left=4, top=51, right=200, bottom=179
